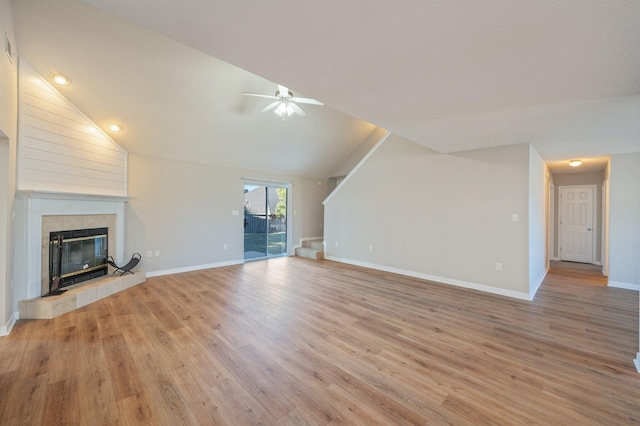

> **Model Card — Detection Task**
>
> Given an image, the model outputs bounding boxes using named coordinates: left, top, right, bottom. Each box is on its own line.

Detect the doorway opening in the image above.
left=243, top=183, right=288, bottom=260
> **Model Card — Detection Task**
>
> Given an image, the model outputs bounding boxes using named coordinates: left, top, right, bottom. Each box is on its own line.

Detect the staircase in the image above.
left=295, top=239, right=324, bottom=260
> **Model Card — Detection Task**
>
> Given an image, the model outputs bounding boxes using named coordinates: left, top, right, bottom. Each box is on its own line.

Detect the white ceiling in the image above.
left=12, top=0, right=640, bottom=176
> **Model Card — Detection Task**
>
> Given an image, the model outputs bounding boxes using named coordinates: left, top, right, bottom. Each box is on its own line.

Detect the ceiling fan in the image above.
left=242, top=84, right=324, bottom=119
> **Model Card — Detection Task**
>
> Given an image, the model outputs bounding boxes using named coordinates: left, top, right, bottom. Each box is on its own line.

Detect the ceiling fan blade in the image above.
left=289, top=102, right=307, bottom=117
left=242, top=92, right=279, bottom=100
left=290, top=96, right=324, bottom=106
left=277, top=84, right=290, bottom=98
left=259, top=101, right=281, bottom=113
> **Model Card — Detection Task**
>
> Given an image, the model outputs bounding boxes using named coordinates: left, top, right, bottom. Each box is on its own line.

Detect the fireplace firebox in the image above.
left=48, top=227, right=108, bottom=295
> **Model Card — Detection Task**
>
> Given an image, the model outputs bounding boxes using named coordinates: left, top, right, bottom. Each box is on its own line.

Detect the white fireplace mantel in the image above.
left=19, top=191, right=128, bottom=300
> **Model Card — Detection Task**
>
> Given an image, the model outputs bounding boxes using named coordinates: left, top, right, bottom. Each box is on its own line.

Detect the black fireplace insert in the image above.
left=49, top=227, right=108, bottom=294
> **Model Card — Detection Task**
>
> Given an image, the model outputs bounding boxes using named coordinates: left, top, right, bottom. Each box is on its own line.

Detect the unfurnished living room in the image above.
left=1, top=0, right=639, bottom=424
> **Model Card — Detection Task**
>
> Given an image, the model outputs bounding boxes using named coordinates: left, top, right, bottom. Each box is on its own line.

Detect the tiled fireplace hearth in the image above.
left=18, top=191, right=145, bottom=319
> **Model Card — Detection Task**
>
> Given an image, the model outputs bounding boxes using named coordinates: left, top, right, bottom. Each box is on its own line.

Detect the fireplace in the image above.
left=49, top=227, right=109, bottom=294
left=17, top=191, right=127, bottom=299
left=18, top=192, right=147, bottom=320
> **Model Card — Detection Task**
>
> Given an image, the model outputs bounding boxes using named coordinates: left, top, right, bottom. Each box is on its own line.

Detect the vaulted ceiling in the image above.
left=12, top=0, right=640, bottom=176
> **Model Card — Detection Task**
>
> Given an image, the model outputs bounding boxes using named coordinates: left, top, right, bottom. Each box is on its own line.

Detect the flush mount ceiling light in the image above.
left=107, top=123, right=122, bottom=132
left=568, top=159, right=583, bottom=167
left=51, top=72, right=70, bottom=86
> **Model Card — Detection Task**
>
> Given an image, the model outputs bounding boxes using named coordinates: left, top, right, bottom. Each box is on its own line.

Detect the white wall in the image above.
left=608, top=152, right=640, bottom=290
left=0, top=135, right=9, bottom=330
left=528, top=145, right=549, bottom=297
left=18, top=62, right=127, bottom=196
left=331, top=127, right=388, bottom=178
left=324, top=134, right=532, bottom=299
left=126, top=154, right=326, bottom=275
left=0, top=0, right=18, bottom=335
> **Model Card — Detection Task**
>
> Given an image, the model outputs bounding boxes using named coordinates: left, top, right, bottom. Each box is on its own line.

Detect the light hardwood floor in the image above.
left=1, top=258, right=638, bottom=425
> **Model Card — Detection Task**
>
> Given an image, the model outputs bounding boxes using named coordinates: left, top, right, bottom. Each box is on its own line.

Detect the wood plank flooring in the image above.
left=1, top=258, right=638, bottom=425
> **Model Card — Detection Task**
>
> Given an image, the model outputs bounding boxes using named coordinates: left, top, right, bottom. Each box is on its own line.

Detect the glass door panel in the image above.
left=267, top=187, right=287, bottom=256
left=244, top=183, right=288, bottom=260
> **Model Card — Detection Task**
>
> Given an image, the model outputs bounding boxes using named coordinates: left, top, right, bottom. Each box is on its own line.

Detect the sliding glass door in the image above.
left=243, top=183, right=288, bottom=260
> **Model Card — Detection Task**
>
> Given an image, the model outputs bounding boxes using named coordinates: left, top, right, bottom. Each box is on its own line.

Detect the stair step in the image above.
left=295, top=247, right=324, bottom=260
left=307, top=241, right=324, bottom=250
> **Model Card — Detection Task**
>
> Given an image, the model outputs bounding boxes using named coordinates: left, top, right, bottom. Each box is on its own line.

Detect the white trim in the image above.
left=241, top=176, right=292, bottom=185
left=634, top=353, right=640, bottom=373
left=146, top=259, right=244, bottom=278
left=325, top=255, right=532, bottom=301
left=18, top=190, right=129, bottom=203
left=551, top=257, right=561, bottom=261
left=323, top=131, right=391, bottom=205
left=607, top=281, right=640, bottom=291
left=0, top=311, right=19, bottom=336
left=530, top=265, right=549, bottom=300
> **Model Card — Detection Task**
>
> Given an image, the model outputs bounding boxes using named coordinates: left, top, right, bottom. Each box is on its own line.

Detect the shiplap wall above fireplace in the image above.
left=14, top=60, right=130, bottom=302
left=17, top=60, right=127, bottom=196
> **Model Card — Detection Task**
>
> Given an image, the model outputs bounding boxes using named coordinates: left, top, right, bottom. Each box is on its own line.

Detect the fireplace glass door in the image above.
left=49, top=227, right=108, bottom=290
left=243, top=183, right=288, bottom=260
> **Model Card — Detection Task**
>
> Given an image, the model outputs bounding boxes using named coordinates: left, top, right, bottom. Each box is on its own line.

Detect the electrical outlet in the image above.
left=147, top=250, right=153, bottom=258
left=224, top=243, right=228, bottom=250
left=335, top=241, right=338, bottom=247
left=155, top=249, right=160, bottom=256
left=369, top=245, right=374, bottom=252
left=512, top=214, right=519, bottom=222
left=496, top=263, right=503, bottom=271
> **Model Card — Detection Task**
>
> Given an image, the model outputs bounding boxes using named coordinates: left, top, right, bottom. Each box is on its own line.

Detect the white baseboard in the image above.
left=607, top=281, right=640, bottom=291
left=0, top=311, right=19, bottom=336
left=529, top=266, right=549, bottom=300
left=146, top=259, right=244, bottom=278
left=324, top=256, right=532, bottom=301
left=634, top=353, right=640, bottom=373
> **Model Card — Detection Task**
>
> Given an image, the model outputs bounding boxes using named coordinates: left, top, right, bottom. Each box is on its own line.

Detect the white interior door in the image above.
left=559, top=186, right=594, bottom=263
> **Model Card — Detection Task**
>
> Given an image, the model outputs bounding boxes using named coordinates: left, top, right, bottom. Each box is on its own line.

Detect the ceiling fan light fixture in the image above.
left=242, top=84, right=322, bottom=119
left=568, top=159, right=582, bottom=167
left=274, top=102, right=294, bottom=118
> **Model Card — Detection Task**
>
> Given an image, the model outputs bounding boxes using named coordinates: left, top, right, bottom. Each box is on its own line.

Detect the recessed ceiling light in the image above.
left=568, top=159, right=582, bottom=167
left=107, top=123, right=122, bottom=132
left=51, top=72, right=70, bottom=86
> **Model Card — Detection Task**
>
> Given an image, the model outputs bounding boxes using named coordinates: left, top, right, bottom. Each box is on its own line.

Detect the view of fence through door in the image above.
left=559, top=185, right=594, bottom=263
left=243, top=183, right=288, bottom=260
